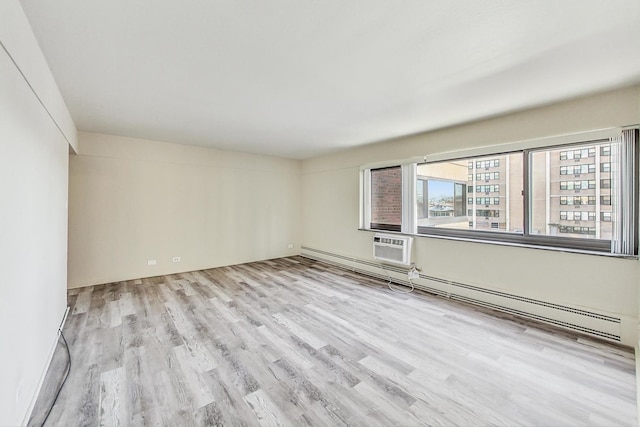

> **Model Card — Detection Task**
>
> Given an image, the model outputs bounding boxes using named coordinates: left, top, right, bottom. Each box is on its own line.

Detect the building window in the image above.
left=476, top=172, right=500, bottom=181
left=362, top=130, right=638, bottom=254
left=560, top=164, right=596, bottom=175
left=560, top=211, right=595, bottom=221
left=559, top=148, right=595, bottom=160
left=601, top=145, right=611, bottom=156
left=475, top=184, right=500, bottom=193
left=475, top=197, right=500, bottom=205
left=415, top=174, right=467, bottom=224
left=476, top=209, right=500, bottom=218
left=475, top=159, right=500, bottom=169
left=559, top=226, right=596, bottom=235
left=565, top=180, right=597, bottom=190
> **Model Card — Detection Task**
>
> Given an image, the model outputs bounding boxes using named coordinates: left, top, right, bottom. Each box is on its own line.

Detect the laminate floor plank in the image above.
left=30, top=256, right=637, bottom=426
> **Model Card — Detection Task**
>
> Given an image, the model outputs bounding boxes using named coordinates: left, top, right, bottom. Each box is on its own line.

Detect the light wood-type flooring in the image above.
left=30, top=256, right=636, bottom=426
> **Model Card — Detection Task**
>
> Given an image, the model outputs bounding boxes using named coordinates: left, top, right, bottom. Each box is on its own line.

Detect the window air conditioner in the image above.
left=373, top=234, right=413, bottom=267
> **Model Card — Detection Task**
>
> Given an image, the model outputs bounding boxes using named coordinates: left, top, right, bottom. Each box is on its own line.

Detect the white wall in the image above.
left=0, top=2, right=76, bottom=153
left=0, top=2, right=74, bottom=425
left=301, top=85, right=640, bottom=346
left=68, top=132, right=301, bottom=288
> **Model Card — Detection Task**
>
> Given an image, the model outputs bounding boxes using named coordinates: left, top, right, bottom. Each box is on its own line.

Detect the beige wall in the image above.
left=68, top=132, right=301, bottom=288
left=0, top=1, right=72, bottom=425
left=301, top=85, right=640, bottom=346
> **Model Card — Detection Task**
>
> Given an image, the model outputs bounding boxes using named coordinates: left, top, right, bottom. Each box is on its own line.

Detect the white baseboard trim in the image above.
left=21, top=306, right=69, bottom=427
left=636, top=344, right=640, bottom=427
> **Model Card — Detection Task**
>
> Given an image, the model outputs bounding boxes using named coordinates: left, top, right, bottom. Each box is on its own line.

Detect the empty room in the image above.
left=2, top=1, right=640, bottom=426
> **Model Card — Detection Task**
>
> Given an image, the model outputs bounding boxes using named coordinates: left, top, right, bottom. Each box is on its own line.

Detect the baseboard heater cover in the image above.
left=300, top=246, right=621, bottom=342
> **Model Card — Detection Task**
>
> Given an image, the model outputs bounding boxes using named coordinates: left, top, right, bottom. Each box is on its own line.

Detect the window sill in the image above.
left=358, top=228, right=638, bottom=259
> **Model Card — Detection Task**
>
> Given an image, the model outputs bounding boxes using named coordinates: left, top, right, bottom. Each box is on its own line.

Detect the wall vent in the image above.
left=373, top=234, right=413, bottom=266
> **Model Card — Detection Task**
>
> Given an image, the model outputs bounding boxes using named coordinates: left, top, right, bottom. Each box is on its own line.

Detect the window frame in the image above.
left=361, top=131, right=638, bottom=256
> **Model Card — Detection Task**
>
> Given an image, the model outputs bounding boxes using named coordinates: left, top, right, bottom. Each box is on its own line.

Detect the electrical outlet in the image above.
left=287, top=243, right=294, bottom=249
left=408, top=268, right=419, bottom=280
left=147, top=259, right=157, bottom=266
left=172, top=256, right=181, bottom=263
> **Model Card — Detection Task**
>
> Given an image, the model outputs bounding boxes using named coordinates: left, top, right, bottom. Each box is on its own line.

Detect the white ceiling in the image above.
left=19, top=1, right=640, bottom=159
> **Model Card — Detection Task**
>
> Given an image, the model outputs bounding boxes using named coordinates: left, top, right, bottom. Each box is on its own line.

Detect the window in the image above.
left=559, top=196, right=595, bottom=205
left=476, top=209, right=500, bottom=218
left=559, top=148, right=595, bottom=160
left=362, top=130, right=638, bottom=254
left=417, top=177, right=466, bottom=220
left=475, top=197, right=500, bottom=205
left=476, top=172, right=500, bottom=181
left=369, top=166, right=402, bottom=231
left=560, top=164, right=596, bottom=175
left=415, top=173, right=466, bottom=226
left=561, top=181, right=595, bottom=190
left=474, top=184, right=500, bottom=193
left=560, top=211, right=595, bottom=221
left=474, top=159, right=500, bottom=169
left=601, top=145, right=611, bottom=156
left=559, top=226, right=596, bottom=235
left=415, top=153, right=521, bottom=233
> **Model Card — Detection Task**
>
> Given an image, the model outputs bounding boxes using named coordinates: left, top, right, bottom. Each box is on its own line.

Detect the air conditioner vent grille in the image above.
left=373, top=233, right=413, bottom=266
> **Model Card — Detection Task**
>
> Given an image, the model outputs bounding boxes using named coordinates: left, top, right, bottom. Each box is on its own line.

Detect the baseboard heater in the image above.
left=300, top=246, right=621, bottom=342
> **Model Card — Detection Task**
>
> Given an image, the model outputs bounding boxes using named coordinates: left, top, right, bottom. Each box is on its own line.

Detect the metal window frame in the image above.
left=361, top=131, right=637, bottom=255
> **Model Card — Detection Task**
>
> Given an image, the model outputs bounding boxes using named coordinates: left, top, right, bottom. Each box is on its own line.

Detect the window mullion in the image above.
left=523, top=150, right=531, bottom=237
left=361, top=169, right=371, bottom=229
left=402, top=163, right=417, bottom=234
